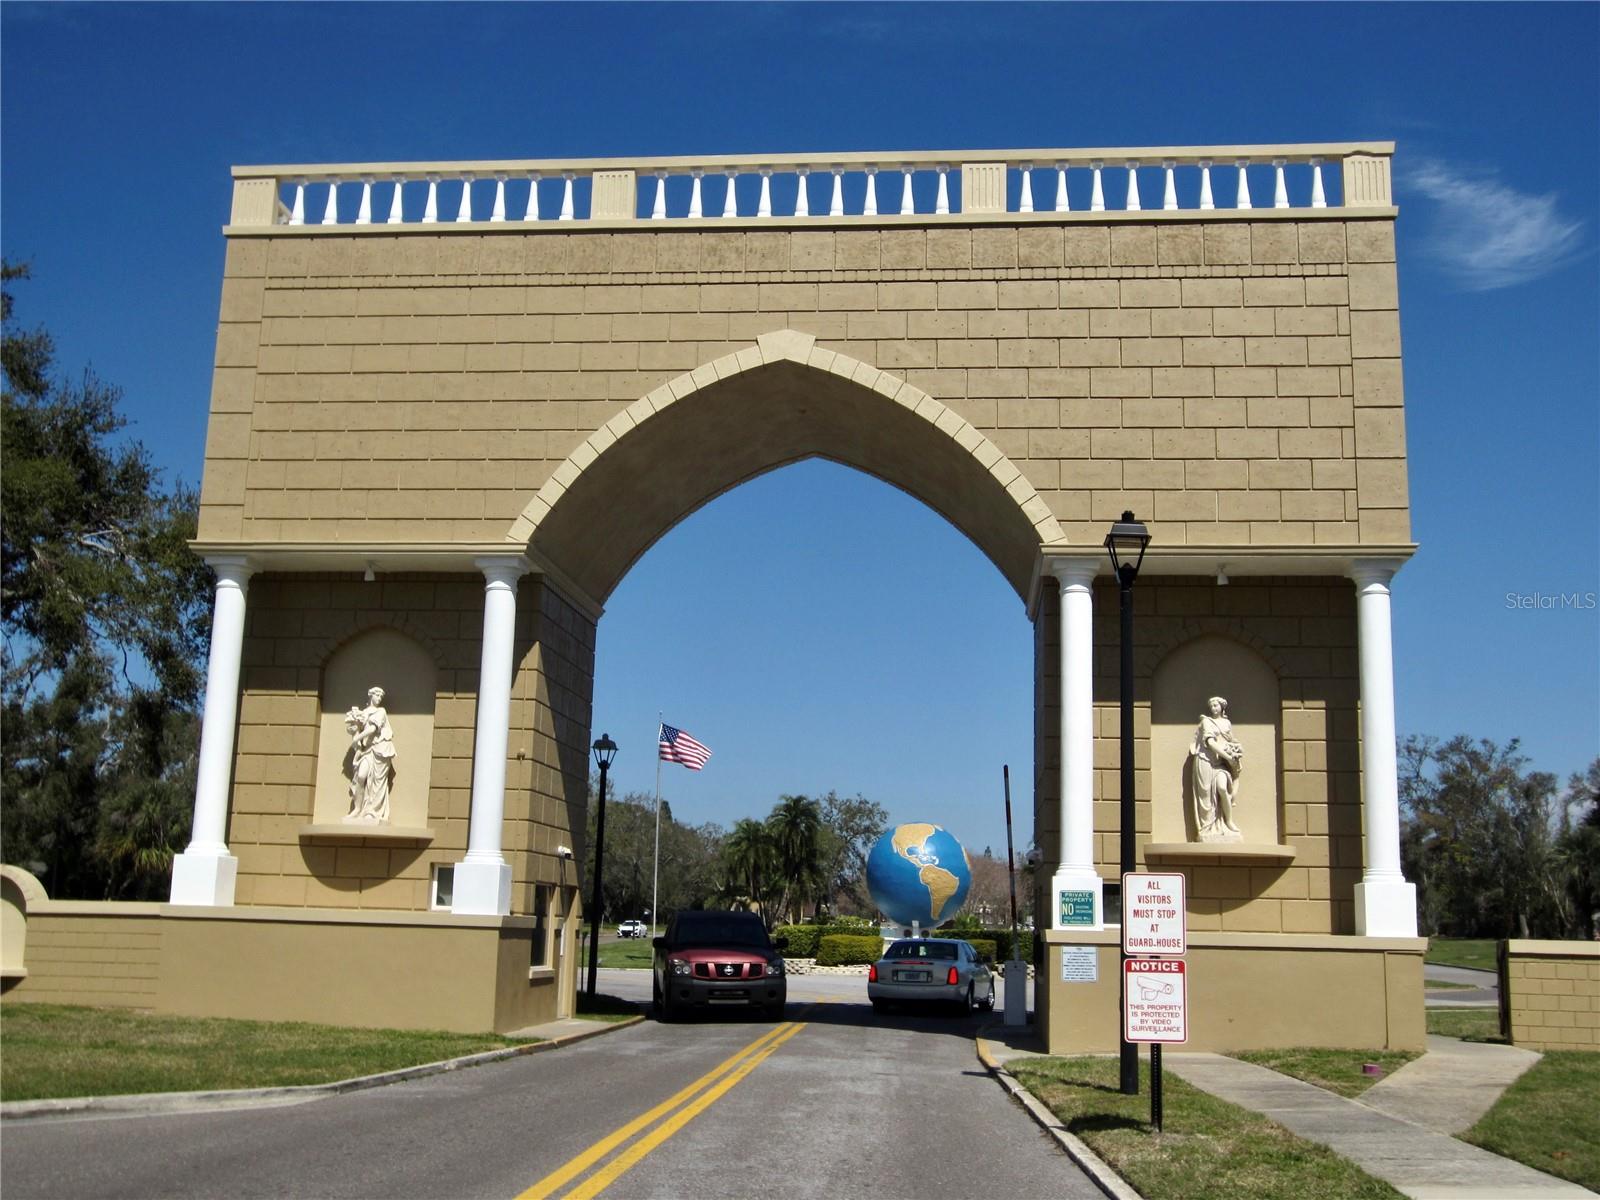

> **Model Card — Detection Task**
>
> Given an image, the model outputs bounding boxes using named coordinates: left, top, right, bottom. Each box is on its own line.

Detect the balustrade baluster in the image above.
left=1054, top=163, right=1069, bottom=213
left=1311, top=159, right=1327, bottom=209
left=900, top=165, right=915, bottom=215
left=1090, top=161, right=1105, bottom=213
left=863, top=166, right=878, bottom=216
left=795, top=167, right=810, bottom=217
left=1235, top=160, right=1252, bottom=209
left=1199, top=161, right=1215, bottom=211
left=652, top=172, right=667, bottom=220
left=936, top=165, right=950, bottom=216
left=560, top=174, right=575, bottom=222
left=689, top=171, right=704, bottom=219
left=387, top=177, right=405, bottom=225
left=722, top=170, right=738, bottom=219
left=1125, top=162, right=1141, bottom=211
left=1162, top=162, right=1177, bottom=211
left=285, top=181, right=306, bottom=227
left=829, top=167, right=844, bottom=217
left=456, top=176, right=474, bottom=223
left=758, top=169, right=773, bottom=218
left=1273, top=159, right=1289, bottom=209
left=1019, top=163, right=1034, bottom=214
left=356, top=179, right=373, bottom=226
left=423, top=176, right=439, bottom=224
left=321, top=180, right=339, bottom=225
left=524, top=174, right=542, bottom=221
left=491, top=176, right=507, bottom=223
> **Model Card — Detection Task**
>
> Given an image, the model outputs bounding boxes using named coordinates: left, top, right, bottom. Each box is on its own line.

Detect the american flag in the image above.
left=659, top=723, right=713, bottom=770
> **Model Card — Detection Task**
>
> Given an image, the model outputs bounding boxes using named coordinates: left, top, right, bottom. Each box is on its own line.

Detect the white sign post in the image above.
left=1122, top=872, right=1186, bottom=955
left=1123, top=959, right=1188, bottom=1043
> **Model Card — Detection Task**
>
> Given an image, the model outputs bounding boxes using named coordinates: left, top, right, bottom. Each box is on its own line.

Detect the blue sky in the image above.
left=3, top=3, right=1595, bottom=856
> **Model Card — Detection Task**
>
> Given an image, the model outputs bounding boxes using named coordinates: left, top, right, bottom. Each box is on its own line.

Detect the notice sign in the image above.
left=1124, top=959, right=1187, bottom=1043
left=1060, top=946, right=1098, bottom=983
left=1122, top=872, right=1186, bottom=955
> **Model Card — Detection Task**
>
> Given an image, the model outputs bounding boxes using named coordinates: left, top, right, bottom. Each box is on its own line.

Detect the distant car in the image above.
left=868, top=937, right=995, bottom=1015
left=616, top=919, right=648, bottom=939
left=652, top=910, right=787, bottom=1020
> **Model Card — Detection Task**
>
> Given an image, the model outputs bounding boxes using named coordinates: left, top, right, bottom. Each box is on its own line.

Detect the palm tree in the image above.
left=767, top=794, right=823, bottom=924
left=721, top=818, right=776, bottom=922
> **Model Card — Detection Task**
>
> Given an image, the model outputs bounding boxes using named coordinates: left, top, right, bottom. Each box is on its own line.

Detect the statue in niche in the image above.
left=1188, top=696, right=1244, bottom=842
left=343, top=686, right=396, bottom=824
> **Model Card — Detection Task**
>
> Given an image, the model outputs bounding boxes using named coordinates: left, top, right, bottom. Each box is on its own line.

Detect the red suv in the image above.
left=652, top=910, right=787, bottom=1020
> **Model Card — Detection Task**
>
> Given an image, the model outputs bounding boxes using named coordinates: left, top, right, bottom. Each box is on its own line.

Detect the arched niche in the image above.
left=312, top=628, right=438, bottom=830
left=1150, top=635, right=1281, bottom=846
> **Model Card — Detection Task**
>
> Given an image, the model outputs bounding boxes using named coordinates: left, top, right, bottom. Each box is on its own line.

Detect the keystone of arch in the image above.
left=504, top=331, right=1066, bottom=601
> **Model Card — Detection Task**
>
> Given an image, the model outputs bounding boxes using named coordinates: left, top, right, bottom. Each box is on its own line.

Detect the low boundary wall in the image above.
left=1501, top=939, right=1600, bottom=1051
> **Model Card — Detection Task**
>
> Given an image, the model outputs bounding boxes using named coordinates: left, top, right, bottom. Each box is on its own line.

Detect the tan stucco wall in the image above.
left=1033, top=576, right=1362, bottom=936
left=228, top=573, right=593, bottom=914
left=1, top=900, right=166, bottom=1010
left=1039, top=929, right=1426, bottom=1053
left=200, top=214, right=1410, bottom=605
left=1503, top=939, right=1600, bottom=1051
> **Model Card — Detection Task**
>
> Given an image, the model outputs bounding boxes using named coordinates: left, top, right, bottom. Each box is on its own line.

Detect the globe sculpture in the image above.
left=866, top=823, right=973, bottom=931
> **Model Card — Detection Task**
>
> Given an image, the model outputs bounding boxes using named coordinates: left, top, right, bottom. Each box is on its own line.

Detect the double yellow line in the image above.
left=517, top=1020, right=807, bottom=1200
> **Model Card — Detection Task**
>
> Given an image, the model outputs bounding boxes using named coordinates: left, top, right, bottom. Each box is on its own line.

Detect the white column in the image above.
left=1351, top=560, right=1418, bottom=937
left=453, top=556, right=528, bottom=916
left=170, top=556, right=253, bottom=906
left=1050, top=557, right=1105, bottom=930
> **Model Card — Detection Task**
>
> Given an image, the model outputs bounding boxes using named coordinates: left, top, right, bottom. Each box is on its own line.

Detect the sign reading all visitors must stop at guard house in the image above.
left=1124, top=959, right=1188, bottom=1043
left=1122, top=872, right=1186, bottom=955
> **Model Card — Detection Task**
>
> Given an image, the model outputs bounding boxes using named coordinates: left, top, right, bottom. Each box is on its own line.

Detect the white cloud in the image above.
left=1401, top=158, right=1586, bottom=291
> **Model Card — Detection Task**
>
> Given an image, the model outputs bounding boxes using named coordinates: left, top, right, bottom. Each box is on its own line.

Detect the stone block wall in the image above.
left=1503, top=940, right=1600, bottom=1050
left=2, top=903, right=165, bottom=1010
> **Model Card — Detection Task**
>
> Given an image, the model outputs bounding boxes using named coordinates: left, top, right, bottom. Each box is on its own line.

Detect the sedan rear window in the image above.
left=886, top=941, right=957, bottom=959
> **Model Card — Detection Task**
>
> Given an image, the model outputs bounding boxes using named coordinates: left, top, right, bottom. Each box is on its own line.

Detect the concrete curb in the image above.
left=0, top=1014, right=644, bottom=1123
left=975, top=1029, right=1144, bottom=1200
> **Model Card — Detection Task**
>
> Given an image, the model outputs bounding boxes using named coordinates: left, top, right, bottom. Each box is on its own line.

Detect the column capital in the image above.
left=474, top=554, right=530, bottom=588
left=203, top=554, right=254, bottom=587
left=1046, top=555, right=1101, bottom=590
left=1348, top=557, right=1406, bottom=590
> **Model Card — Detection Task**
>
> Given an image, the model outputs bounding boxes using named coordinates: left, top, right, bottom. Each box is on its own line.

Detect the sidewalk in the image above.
left=977, top=1027, right=1594, bottom=1200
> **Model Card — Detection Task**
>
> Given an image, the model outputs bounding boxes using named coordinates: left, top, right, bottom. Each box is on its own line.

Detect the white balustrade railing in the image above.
left=231, top=144, right=1393, bottom=229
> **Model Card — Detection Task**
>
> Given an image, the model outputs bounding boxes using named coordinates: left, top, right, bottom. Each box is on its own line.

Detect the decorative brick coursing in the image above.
left=230, top=573, right=591, bottom=912
left=6, top=911, right=164, bottom=1010
left=1034, top=575, right=1360, bottom=935
left=1503, top=941, right=1600, bottom=1051
left=202, top=218, right=1408, bottom=570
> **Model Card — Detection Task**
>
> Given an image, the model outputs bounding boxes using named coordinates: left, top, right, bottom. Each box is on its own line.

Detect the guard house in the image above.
left=4, top=144, right=1425, bottom=1049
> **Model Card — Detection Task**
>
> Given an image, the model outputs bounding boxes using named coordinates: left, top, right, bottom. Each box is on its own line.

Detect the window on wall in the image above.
left=430, top=864, right=455, bottom=911
left=530, top=885, right=552, bottom=968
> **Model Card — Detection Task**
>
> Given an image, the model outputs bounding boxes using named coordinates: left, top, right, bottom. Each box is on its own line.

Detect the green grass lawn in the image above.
left=1009, top=1057, right=1401, bottom=1200
left=595, top=939, right=654, bottom=968
left=1424, top=979, right=1477, bottom=990
left=0, top=1004, right=537, bottom=1102
left=1463, top=1051, right=1600, bottom=1190
left=1425, top=938, right=1498, bottom=972
left=1232, top=1048, right=1419, bottom=1098
left=1426, top=1007, right=1505, bottom=1042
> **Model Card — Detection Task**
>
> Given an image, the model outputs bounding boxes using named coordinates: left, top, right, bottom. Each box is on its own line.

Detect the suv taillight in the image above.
left=868, top=964, right=878, bottom=982
left=947, top=966, right=959, bottom=986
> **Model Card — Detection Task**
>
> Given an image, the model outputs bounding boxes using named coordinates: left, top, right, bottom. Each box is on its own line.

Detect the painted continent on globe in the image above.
left=866, top=823, right=973, bottom=929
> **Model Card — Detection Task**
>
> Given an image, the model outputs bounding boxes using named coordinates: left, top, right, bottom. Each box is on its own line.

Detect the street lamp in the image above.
left=585, top=732, right=619, bottom=1001
left=1105, top=510, right=1150, bottom=1096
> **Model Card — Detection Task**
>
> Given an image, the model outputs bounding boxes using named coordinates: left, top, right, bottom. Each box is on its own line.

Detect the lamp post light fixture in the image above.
left=1104, top=510, right=1150, bottom=1096
left=585, top=732, right=619, bottom=1001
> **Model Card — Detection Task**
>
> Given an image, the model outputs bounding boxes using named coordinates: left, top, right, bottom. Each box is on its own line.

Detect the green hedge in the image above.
left=961, top=938, right=998, bottom=963
left=775, top=922, right=881, bottom=958
left=947, top=928, right=1033, bottom=964
left=816, top=934, right=885, bottom=966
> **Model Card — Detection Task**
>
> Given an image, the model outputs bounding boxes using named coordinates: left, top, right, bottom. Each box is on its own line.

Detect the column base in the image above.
left=1355, top=878, right=1418, bottom=937
left=1050, top=868, right=1105, bottom=931
left=451, top=859, right=513, bottom=916
left=169, top=851, right=238, bottom=906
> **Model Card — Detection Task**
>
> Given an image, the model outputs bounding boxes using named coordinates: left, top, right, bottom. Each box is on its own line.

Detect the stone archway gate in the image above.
left=4, top=145, right=1426, bottom=1048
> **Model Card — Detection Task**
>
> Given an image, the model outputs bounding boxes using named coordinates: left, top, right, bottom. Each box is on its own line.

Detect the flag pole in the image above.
left=650, top=712, right=663, bottom=939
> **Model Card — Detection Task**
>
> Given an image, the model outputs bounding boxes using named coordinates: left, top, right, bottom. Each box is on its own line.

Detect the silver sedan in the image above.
left=868, top=937, right=996, bottom=1014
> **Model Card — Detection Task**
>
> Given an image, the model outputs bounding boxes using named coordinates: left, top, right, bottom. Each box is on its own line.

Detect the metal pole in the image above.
left=1119, top=566, right=1139, bottom=1096
left=651, top=716, right=663, bottom=939
left=1003, top=765, right=1019, bottom=950
left=1152, top=1043, right=1163, bottom=1131
left=585, top=757, right=610, bottom=1000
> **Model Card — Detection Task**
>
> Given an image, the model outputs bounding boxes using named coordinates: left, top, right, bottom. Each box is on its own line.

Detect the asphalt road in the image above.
left=3, top=970, right=1096, bottom=1200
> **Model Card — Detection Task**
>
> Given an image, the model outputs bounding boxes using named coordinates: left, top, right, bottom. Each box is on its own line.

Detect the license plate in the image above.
left=895, top=970, right=929, bottom=982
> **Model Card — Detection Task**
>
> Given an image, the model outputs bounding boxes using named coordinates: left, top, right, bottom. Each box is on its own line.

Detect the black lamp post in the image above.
left=585, top=733, right=618, bottom=1001
left=1105, top=510, right=1150, bottom=1096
